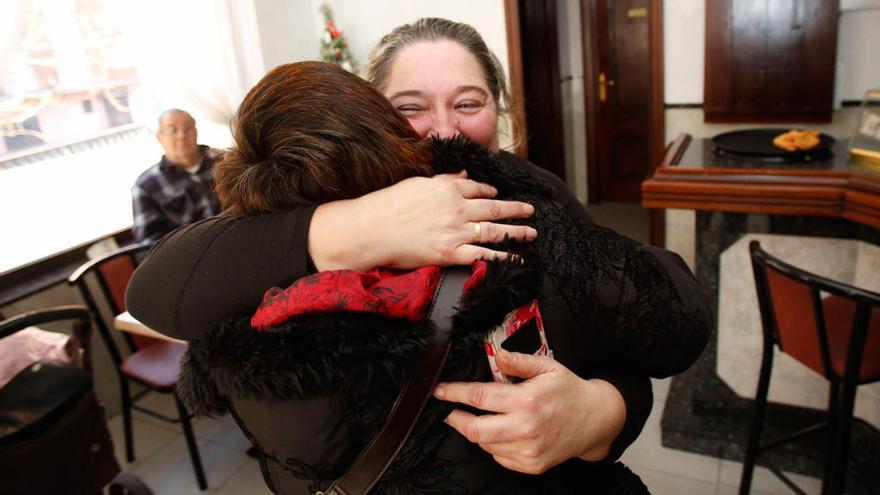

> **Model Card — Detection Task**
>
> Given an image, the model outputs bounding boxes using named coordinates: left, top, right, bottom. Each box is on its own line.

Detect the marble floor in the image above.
left=105, top=379, right=823, bottom=495
left=105, top=392, right=271, bottom=495
left=619, top=379, right=823, bottom=495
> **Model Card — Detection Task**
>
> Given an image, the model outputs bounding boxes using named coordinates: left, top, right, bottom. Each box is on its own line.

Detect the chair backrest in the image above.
left=0, top=305, right=92, bottom=337
left=749, top=240, right=880, bottom=383
left=68, top=242, right=154, bottom=367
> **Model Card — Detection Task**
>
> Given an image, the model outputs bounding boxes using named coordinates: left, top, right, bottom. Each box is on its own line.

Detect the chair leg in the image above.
left=739, top=346, right=774, bottom=495
left=827, top=379, right=858, bottom=495
left=822, top=381, right=840, bottom=495
left=120, top=377, right=135, bottom=462
left=174, top=392, right=208, bottom=490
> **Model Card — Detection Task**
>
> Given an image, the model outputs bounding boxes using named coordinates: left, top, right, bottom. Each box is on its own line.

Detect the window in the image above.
left=0, top=0, right=165, bottom=275
left=0, top=0, right=149, bottom=158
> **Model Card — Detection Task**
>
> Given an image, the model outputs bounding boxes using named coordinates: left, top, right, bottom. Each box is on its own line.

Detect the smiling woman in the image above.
left=368, top=20, right=524, bottom=152
left=384, top=40, right=502, bottom=150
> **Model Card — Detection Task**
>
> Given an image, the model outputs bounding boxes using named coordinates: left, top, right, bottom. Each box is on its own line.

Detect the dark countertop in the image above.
left=679, top=138, right=855, bottom=172
left=642, top=134, right=880, bottom=228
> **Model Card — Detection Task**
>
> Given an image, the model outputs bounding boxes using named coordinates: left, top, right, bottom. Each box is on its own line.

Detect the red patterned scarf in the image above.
left=251, top=262, right=487, bottom=331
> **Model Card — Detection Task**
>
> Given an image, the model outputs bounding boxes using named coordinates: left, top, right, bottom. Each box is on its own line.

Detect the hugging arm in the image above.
left=437, top=207, right=708, bottom=469
left=126, top=207, right=316, bottom=341
left=539, top=212, right=709, bottom=460
left=540, top=215, right=711, bottom=378
left=125, top=174, right=536, bottom=341
left=432, top=153, right=700, bottom=469
left=473, top=154, right=708, bottom=464
left=521, top=159, right=711, bottom=377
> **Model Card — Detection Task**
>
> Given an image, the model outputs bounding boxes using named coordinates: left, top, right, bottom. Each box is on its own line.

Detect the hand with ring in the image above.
left=310, top=170, right=537, bottom=271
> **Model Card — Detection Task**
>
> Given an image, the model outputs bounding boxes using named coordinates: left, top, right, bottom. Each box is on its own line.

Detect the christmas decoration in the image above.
left=319, top=4, right=358, bottom=73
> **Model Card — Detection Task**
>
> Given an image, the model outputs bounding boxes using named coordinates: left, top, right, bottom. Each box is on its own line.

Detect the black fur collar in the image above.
left=430, top=136, right=554, bottom=201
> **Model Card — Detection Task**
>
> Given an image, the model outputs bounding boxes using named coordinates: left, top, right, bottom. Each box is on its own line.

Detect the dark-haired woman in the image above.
left=127, top=18, right=709, bottom=481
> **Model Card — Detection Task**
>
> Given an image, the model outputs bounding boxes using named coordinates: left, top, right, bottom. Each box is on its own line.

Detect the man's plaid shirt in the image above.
left=131, top=145, right=221, bottom=242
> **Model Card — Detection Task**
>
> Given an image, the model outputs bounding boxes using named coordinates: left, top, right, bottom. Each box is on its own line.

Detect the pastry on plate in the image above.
left=773, top=129, right=821, bottom=152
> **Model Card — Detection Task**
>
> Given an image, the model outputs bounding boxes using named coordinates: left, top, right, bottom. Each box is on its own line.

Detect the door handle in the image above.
left=599, top=72, right=615, bottom=103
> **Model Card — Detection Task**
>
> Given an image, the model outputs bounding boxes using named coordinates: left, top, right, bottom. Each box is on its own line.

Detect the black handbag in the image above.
left=0, top=307, right=120, bottom=494
left=0, top=361, right=91, bottom=445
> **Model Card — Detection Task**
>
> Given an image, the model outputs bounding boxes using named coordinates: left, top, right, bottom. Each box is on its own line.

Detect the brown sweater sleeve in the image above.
left=125, top=206, right=317, bottom=341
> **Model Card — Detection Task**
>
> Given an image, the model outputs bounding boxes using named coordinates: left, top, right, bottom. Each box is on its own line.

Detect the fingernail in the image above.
left=434, top=384, right=446, bottom=399
left=528, top=228, right=538, bottom=239
left=525, top=204, right=535, bottom=215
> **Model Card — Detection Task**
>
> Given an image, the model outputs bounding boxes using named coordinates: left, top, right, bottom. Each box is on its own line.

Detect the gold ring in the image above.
left=473, top=222, right=482, bottom=243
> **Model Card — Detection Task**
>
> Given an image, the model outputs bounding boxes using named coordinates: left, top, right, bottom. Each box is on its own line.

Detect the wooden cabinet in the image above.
left=704, top=0, right=839, bottom=123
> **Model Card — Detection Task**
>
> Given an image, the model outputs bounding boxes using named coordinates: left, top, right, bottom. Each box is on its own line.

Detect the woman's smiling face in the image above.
left=384, top=39, right=500, bottom=150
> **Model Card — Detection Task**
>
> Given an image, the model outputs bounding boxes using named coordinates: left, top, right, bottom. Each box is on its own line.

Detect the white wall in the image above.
left=314, top=1, right=509, bottom=78
left=254, top=0, right=321, bottom=72
left=663, top=1, right=705, bottom=104
left=252, top=0, right=508, bottom=78
left=835, top=7, right=880, bottom=103
left=557, top=0, right=589, bottom=204
left=664, top=1, right=880, bottom=105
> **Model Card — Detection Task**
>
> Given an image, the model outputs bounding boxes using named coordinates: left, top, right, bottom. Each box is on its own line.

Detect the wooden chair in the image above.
left=68, top=242, right=207, bottom=490
left=740, top=240, right=880, bottom=495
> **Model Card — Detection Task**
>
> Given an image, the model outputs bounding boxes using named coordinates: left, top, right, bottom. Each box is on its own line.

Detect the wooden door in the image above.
left=704, top=0, right=838, bottom=123
left=583, top=0, right=663, bottom=203
left=517, top=0, right=566, bottom=180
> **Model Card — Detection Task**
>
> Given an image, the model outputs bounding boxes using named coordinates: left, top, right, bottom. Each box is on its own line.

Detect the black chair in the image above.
left=0, top=305, right=120, bottom=493
left=740, top=240, right=880, bottom=495
left=68, top=242, right=207, bottom=490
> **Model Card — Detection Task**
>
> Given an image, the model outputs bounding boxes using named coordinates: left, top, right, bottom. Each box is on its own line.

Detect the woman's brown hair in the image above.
left=215, top=61, right=433, bottom=216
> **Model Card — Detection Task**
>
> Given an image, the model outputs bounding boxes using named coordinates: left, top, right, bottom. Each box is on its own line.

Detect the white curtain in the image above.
left=128, top=0, right=266, bottom=128
left=0, top=1, right=28, bottom=92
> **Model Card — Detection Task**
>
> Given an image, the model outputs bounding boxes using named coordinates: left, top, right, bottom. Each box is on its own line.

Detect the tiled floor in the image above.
left=619, top=378, right=823, bottom=495
left=106, top=380, right=823, bottom=494
left=105, top=393, right=271, bottom=495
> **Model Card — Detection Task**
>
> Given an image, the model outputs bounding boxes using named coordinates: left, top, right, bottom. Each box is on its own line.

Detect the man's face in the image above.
left=157, top=111, right=198, bottom=164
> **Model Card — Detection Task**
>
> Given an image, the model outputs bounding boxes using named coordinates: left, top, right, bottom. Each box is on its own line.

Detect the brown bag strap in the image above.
left=320, top=267, right=469, bottom=495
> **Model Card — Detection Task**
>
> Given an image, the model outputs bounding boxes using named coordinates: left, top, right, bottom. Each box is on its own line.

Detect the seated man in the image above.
left=131, top=109, right=221, bottom=242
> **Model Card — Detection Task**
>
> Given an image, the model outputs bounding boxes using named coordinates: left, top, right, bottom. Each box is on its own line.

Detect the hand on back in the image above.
left=310, top=170, right=537, bottom=271
left=433, top=349, right=627, bottom=474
